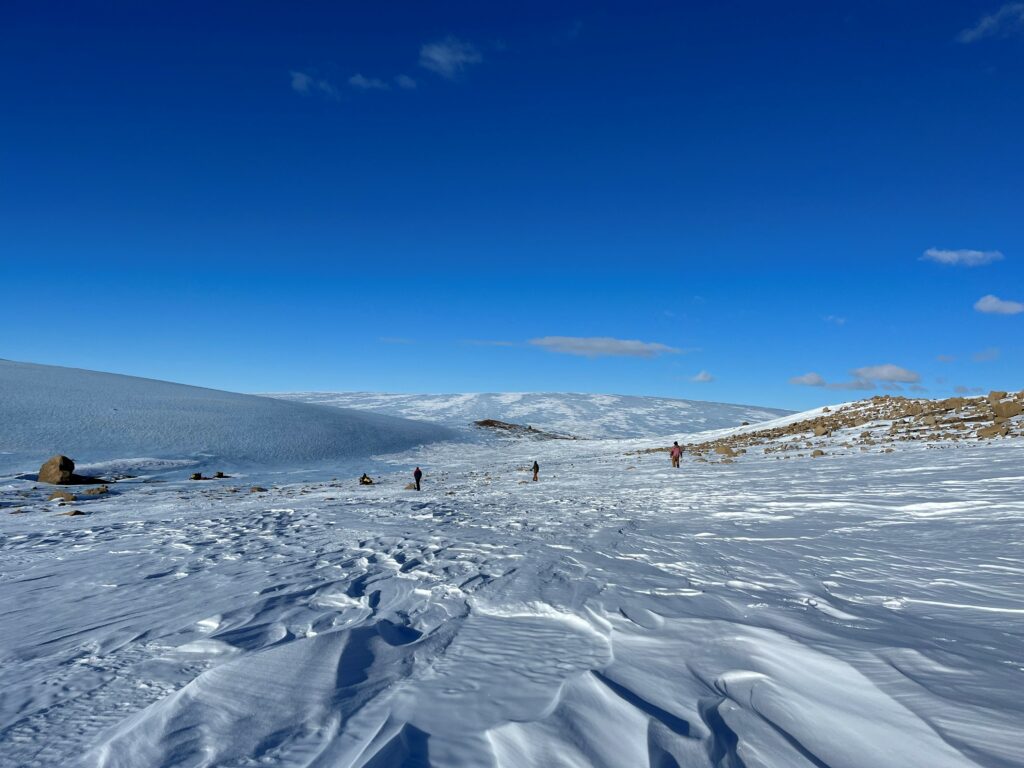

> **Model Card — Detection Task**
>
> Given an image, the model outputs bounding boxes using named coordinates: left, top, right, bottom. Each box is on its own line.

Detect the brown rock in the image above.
left=988, top=391, right=1008, bottom=403
left=190, top=473, right=203, bottom=481
left=993, top=401, right=1023, bottom=419
left=713, top=443, right=737, bottom=457
left=813, top=425, right=829, bottom=437
left=39, top=455, right=75, bottom=485
left=978, top=424, right=1009, bottom=438
left=812, top=449, right=825, bottom=457
left=83, top=485, right=109, bottom=496
left=62, top=509, right=86, bottom=516
left=48, top=490, right=75, bottom=502
left=249, top=486, right=268, bottom=493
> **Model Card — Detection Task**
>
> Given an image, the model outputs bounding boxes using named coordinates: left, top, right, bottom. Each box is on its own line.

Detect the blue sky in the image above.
left=2, top=1, right=1022, bottom=410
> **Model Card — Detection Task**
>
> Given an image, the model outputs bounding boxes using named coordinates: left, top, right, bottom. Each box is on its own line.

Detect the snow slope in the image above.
left=2, top=418, right=1022, bottom=767
left=0, top=360, right=453, bottom=473
left=270, top=391, right=792, bottom=438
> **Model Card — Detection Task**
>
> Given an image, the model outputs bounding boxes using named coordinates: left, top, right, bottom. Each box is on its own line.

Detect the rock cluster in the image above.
left=643, top=390, right=1024, bottom=463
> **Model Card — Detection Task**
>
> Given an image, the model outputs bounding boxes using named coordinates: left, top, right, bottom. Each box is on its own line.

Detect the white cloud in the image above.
left=348, top=73, right=389, bottom=90
left=823, top=315, right=847, bottom=326
left=791, top=364, right=920, bottom=390
left=975, top=294, right=1024, bottom=315
left=691, top=370, right=714, bottom=383
left=529, top=336, right=681, bottom=358
left=419, top=37, right=482, bottom=79
left=973, top=347, right=1001, bottom=362
left=290, top=70, right=338, bottom=97
left=790, top=372, right=826, bottom=387
left=395, top=74, right=417, bottom=89
left=290, top=71, right=313, bottom=92
left=851, top=364, right=921, bottom=383
left=921, top=248, right=1004, bottom=266
left=958, top=2, right=1024, bottom=42
left=827, top=379, right=875, bottom=391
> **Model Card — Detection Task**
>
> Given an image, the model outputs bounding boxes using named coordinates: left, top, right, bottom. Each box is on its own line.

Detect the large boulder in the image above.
left=993, top=400, right=1023, bottom=420
left=38, top=455, right=75, bottom=484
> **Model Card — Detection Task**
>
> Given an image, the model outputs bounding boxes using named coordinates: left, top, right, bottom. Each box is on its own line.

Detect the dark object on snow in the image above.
left=359, top=473, right=374, bottom=485
left=250, top=486, right=268, bottom=493
left=532, top=461, right=539, bottom=481
left=38, top=455, right=107, bottom=485
left=190, top=473, right=204, bottom=481
left=214, top=471, right=228, bottom=479
left=473, top=420, right=575, bottom=440
left=413, top=467, right=423, bottom=491
left=83, top=485, right=109, bottom=496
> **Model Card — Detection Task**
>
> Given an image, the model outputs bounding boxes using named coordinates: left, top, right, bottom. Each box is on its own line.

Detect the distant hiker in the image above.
left=413, top=467, right=423, bottom=491
left=532, top=461, right=540, bottom=482
left=359, top=473, right=373, bottom=485
left=670, top=441, right=682, bottom=468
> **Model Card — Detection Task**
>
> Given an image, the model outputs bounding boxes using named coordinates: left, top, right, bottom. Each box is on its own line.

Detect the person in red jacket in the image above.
left=413, top=466, right=423, bottom=491
left=670, top=441, right=682, bottom=468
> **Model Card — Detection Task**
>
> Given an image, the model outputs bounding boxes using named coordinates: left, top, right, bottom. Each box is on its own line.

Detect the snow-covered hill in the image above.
left=270, top=391, right=791, bottom=438
left=0, top=360, right=453, bottom=473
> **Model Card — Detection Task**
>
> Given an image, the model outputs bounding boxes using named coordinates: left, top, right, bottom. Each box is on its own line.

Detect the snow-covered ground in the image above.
left=0, top=361, right=453, bottom=474
left=269, top=391, right=791, bottom=438
left=0, top=436, right=1019, bottom=765
left=2, top=416, right=1023, bottom=766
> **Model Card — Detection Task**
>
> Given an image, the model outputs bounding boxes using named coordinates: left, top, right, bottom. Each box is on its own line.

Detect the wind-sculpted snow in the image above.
left=0, top=361, right=453, bottom=473
left=1, top=431, right=1022, bottom=767
left=270, top=391, right=792, bottom=438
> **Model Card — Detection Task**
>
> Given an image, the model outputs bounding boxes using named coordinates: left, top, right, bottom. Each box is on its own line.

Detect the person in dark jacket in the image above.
left=413, top=466, right=423, bottom=491
left=532, top=461, right=539, bottom=481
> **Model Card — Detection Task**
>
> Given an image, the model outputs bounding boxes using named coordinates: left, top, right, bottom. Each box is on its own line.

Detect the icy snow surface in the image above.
left=2, top=415, right=1023, bottom=767
left=269, top=391, right=792, bottom=438
left=0, top=360, right=453, bottom=474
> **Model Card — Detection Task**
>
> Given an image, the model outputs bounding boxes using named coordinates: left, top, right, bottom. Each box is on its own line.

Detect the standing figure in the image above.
left=413, top=466, right=423, bottom=491
left=670, top=441, right=682, bottom=468
left=532, top=461, right=540, bottom=482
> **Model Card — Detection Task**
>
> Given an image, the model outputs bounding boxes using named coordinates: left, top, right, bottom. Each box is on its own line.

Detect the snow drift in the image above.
left=0, top=360, right=453, bottom=473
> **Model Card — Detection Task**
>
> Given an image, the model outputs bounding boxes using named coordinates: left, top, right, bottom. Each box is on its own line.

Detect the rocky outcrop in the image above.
left=39, top=455, right=75, bottom=484
left=37, top=455, right=106, bottom=485
left=639, top=390, right=1024, bottom=463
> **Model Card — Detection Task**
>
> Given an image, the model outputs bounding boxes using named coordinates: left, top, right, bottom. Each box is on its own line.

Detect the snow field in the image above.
left=2, top=432, right=1022, bottom=767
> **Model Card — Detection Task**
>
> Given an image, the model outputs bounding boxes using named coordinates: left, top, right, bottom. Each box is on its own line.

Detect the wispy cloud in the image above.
left=822, top=315, right=846, bottom=326
left=290, top=70, right=338, bottom=98
left=395, top=74, right=417, bottom=89
left=419, top=37, right=482, bottom=79
left=973, top=347, right=1001, bottom=362
left=936, top=354, right=956, bottom=363
left=462, top=339, right=519, bottom=348
left=958, top=2, right=1024, bottom=43
left=348, top=73, right=389, bottom=90
left=975, top=294, right=1024, bottom=315
left=378, top=336, right=414, bottom=345
left=690, top=370, right=714, bottom=383
left=851, top=364, right=921, bottom=383
left=790, top=372, right=826, bottom=387
left=790, top=364, right=920, bottom=391
left=955, top=385, right=984, bottom=394
left=529, top=336, right=681, bottom=358
left=909, top=384, right=928, bottom=393
left=921, top=247, right=1004, bottom=266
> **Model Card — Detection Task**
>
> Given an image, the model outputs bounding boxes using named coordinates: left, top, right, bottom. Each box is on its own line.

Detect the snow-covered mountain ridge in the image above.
left=268, top=391, right=792, bottom=439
